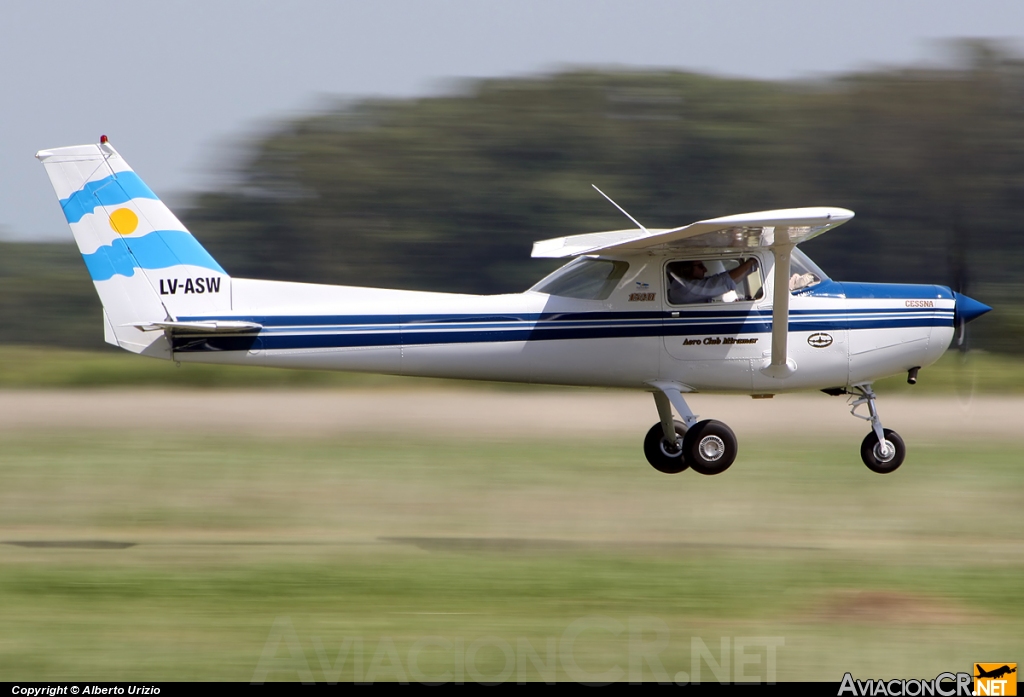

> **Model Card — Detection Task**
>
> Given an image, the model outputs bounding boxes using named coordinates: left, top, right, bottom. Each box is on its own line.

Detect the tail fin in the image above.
left=36, top=138, right=231, bottom=357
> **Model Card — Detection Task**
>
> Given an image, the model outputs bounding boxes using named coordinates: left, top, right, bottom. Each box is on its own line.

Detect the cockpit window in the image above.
left=789, top=248, right=829, bottom=291
left=530, top=258, right=629, bottom=300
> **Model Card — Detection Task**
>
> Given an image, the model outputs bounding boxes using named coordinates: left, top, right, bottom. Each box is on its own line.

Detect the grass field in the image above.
left=0, top=397, right=1021, bottom=683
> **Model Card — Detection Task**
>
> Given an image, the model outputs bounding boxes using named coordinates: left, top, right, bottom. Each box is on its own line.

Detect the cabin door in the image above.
left=660, top=255, right=768, bottom=391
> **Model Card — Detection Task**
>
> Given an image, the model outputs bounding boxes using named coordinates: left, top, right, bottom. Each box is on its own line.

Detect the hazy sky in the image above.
left=4, top=0, right=1024, bottom=240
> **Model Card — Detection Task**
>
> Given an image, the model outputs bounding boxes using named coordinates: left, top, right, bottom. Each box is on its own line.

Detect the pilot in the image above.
left=668, top=258, right=758, bottom=304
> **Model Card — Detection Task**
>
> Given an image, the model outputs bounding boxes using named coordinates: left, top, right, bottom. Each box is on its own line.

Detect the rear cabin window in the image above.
left=531, top=258, right=629, bottom=300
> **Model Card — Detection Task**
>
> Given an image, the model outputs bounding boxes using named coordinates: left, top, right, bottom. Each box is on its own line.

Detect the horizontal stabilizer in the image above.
left=532, top=207, right=854, bottom=258
left=129, top=320, right=262, bottom=334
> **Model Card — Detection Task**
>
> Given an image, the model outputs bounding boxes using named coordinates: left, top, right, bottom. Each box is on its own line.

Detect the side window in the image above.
left=666, top=258, right=763, bottom=305
left=531, top=258, right=629, bottom=300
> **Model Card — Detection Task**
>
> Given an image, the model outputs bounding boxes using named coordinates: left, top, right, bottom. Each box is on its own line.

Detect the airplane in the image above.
left=975, top=665, right=1016, bottom=680
left=36, top=137, right=992, bottom=476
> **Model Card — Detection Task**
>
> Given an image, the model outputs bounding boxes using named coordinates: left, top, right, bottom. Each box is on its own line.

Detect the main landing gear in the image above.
left=643, top=382, right=906, bottom=476
left=644, top=385, right=738, bottom=476
left=848, top=385, right=905, bottom=474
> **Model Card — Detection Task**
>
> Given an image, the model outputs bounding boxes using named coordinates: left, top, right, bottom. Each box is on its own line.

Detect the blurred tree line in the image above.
left=5, top=41, right=1024, bottom=352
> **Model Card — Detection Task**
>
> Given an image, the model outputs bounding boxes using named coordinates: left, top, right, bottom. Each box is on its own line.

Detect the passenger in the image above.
left=668, top=258, right=758, bottom=304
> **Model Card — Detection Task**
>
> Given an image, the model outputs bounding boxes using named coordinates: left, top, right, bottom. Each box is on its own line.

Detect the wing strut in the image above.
left=760, top=243, right=797, bottom=378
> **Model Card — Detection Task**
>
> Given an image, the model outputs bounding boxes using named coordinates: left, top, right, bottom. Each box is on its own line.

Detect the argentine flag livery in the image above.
left=37, top=139, right=230, bottom=355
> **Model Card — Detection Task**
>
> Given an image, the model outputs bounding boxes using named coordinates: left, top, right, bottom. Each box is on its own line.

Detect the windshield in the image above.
left=789, top=248, right=829, bottom=291
left=530, top=257, right=629, bottom=300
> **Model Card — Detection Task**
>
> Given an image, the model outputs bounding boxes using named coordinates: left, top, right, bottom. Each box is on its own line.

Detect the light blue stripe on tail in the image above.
left=83, top=230, right=227, bottom=281
left=60, top=172, right=158, bottom=223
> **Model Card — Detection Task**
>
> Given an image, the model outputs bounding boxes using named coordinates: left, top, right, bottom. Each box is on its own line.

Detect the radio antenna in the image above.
left=592, top=184, right=649, bottom=233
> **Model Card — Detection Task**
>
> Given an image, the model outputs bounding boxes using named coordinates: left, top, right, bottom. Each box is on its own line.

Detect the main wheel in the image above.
left=860, top=429, right=905, bottom=474
left=682, top=420, right=737, bottom=476
left=643, top=421, right=689, bottom=474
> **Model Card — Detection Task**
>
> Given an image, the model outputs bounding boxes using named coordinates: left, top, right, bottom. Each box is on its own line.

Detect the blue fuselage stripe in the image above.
left=178, top=307, right=951, bottom=326
left=171, top=308, right=953, bottom=353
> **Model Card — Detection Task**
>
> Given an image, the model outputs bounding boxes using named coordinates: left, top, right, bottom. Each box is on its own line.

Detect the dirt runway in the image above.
left=1, top=389, right=1020, bottom=441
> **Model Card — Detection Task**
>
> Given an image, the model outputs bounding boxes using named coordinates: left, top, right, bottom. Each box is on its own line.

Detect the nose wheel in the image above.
left=860, top=428, right=905, bottom=474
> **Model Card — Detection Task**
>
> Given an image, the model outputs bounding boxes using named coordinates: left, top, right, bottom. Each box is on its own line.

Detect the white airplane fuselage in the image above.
left=169, top=250, right=954, bottom=394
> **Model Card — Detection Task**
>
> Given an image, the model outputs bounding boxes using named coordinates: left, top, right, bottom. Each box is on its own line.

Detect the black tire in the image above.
left=682, top=420, right=737, bottom=476
left=643, top=421, right=689, bottom=474
left=860, top=429, right=905, bottom=474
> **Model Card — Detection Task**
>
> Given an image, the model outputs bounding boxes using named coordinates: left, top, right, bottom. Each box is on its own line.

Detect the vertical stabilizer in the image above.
left=36, top=138, right=231, bottom=356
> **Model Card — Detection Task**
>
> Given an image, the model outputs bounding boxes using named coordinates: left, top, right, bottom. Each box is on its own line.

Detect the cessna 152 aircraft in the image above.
left=37, top=138, right=991, bottom=476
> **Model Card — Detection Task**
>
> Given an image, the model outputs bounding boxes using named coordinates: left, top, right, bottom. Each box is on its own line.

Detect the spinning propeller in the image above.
left=947, top=213, right=991, bottom=404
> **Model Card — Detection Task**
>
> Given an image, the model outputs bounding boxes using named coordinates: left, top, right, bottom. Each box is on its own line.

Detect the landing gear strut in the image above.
left=849, top=385, right=905, bottom=474
left=644, top=384, right=738, bottom=475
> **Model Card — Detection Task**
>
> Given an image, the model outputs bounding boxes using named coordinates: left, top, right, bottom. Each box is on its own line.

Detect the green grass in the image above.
left=0, top=345, right=502, bottom=390
left=1, top=426, right=1022, bottom=682
left=2, top=344, right=1024, bottom=392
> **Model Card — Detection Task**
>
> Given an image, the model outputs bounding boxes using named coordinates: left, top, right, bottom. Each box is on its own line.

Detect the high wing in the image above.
left=531, top=207, right=854, bottom=259
left=533, top=206, right=855, bottom=381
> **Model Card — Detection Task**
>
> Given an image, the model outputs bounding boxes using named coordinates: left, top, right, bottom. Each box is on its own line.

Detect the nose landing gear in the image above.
left=849, top=385, right=905, bottom=474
